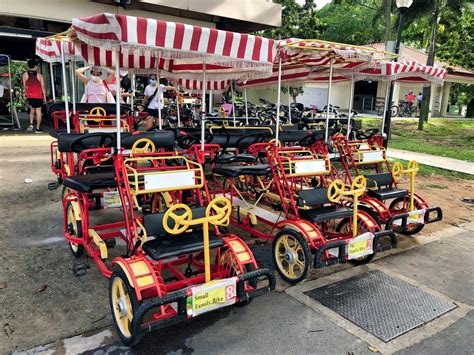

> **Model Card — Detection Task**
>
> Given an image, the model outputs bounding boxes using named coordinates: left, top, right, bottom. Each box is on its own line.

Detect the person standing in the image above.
left=143, top=75, right=175, bottom=130
left=76, top=66, right=114, bottom=104
left=22, top=59, right=46, bottom=133
left=417, top=92, right=423, bottom=110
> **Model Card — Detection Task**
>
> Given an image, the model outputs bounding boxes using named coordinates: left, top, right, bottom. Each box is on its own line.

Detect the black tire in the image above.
left=109, top=268, right=143, bottom=347
left=377, top=105, right=385, bottom=116
left=272, top=229, right=312, bottom=284
left=66, top=202, right=84, bottom=258
left=235, top=264, right=257, bottom=307
left=391, top=105, right=398, bottom=117
left=389, top=197, right=425, bottom=235
left=335, top=218, right=375, bottom=266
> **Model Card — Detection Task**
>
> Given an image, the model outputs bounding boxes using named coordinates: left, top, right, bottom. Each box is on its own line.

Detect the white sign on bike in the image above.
left=393, top=209, right=426, bottom=226
left=347, top=232, right=374, bottom=260
left=186, top=278, right=237, bottom=317
left=361, top=151, right=384, bottom=163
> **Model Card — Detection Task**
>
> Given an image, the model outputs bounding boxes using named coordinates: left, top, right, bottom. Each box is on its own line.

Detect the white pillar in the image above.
left=324, top=60, right=334, bottom=142
left=381, top=81, right=391, bottom=132
left=231, top=82, right=236, bottom=126
left=201, top=61, right=207, bottom=151
left=440, top=82, right=452, bottom=117
left=49, top=62, right=56, bottom=101
left=288, top=86, right=292, bottom=123
left=157, top=66, right=162, bottom=130
left=346, top=75, right=355, bottom=138
left=60, top=42, right=70, bottom=133
left=275, top=57, right=282, bottom=146
left=115, top=47, right=121, bottom=150
left=244, top=88, right=249, bottom=125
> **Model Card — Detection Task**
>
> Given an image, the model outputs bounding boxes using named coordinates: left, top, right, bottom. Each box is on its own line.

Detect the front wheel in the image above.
left=109, top=269, right=143, bottom=347
left=272, top=229, right=312, bottom=284
left=389, top=197, right=425, bottom=235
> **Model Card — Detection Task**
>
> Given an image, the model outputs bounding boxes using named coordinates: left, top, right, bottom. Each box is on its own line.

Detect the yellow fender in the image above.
left=112, top=258, right=156, bottom=301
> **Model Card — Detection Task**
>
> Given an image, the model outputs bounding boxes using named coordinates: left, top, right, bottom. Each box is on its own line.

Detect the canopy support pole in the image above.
left=288, top=86, right=291, bottom=123
left=381, top=81, right=391, bottom=133
left=60, top=42, right=70, bottom=133
left=157, top=66, right=162, bottom=130
left=49, top=62, right=56, bottom=101
left=130, top=74, right=135, bottom=112
left=275, top=57, right=282, bottom=146
left=231, top=82, right=236, bottom=127
left=209, top=90, right=213, bottom=114
left=201, top=61, right=206, bottom=151
left=244, top=88, right=249, bottom=125
left=325, top=59, right=334, bottom=142
left=70, top=60, right=76, bottom=114
left=176, top=93, right=181, bottom=127
left=346, top=75, right=355, bottom=138
left=115, top=47, right=121, bottom=151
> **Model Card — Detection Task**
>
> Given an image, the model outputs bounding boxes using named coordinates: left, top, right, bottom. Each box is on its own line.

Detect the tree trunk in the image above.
left=419, top=0, right=440, bottom=129
left=384, top=0, right=392, bottom=42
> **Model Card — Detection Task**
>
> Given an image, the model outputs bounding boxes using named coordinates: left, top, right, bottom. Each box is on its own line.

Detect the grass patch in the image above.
left=425, top=184, right=448, bottom=189
left=357, top=117, right=474, bottom=162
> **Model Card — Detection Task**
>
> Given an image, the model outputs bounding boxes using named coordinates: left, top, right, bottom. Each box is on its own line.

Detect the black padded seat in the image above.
left=367, top=188, right=408, bottom=201
left=142, top=232, right=224, bottom=261
left=57, top=133, right=115, bottom=153
left=63, top=173, right=117, bottom=193
left=121, top=130, right=176, bottom=150
left=212, top=164, right=271, bottom=177
left=297, top=188, right=330, bottom=207
left=364, top=172, right=393, bottom=188
left=215, top=153, right=256, bottom=164
left=301, top=206, right=353, bottom=223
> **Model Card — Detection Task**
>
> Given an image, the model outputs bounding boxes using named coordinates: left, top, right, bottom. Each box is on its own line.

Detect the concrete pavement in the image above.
left=18, top=222, right=474, bottom=355
left=386, top=148, right=474, bottom=175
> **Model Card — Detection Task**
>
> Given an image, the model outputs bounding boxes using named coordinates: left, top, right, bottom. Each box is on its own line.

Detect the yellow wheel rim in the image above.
left=66, top=204, right=80, bottom=252
left=111, top=276, right=133, bottom=338
left=274, top=234, right=306, bottom=280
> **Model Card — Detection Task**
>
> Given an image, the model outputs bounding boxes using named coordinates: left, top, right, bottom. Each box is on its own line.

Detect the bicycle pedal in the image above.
left=48, top=182, right=58, bottom=190
left=72, top=258, right=89, bottom=277
left=104, top=238, right=116, bottom=249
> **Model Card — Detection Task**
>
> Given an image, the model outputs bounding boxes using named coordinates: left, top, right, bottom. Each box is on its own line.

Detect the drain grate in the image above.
left=305, top=270, right=456, bottom=342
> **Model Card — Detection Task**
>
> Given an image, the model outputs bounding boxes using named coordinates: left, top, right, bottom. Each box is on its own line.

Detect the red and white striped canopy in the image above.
left=35, top=38, right=78, bottom=62
left=70, top=13, right=277, bottom=78
left=172, top=78, right=231, bottom=93
left=279, top=39, right=393, bottom=67
left=345, top=60, right=447, bottom=84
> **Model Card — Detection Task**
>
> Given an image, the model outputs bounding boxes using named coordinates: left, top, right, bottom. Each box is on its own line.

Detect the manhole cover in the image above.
left=305, top=270, right=456, bottom=342
left=250, top=243, right=275, bottom=270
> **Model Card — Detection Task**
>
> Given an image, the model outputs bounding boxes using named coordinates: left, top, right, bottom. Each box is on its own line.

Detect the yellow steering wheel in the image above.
left=392, top=161, right=403, bottom=182
left=163, top=204, right=193, bottom=235
left=131, top=138, right=156, bottom=154
left=407, top=160, right=419, bottom=174
left=89, top=107, right=107, bottom=123
left=206, top=197, right=232, bottom=226
left=327, top=179, right=345, bottom=203
left=351, top=175, right=367, bottom=192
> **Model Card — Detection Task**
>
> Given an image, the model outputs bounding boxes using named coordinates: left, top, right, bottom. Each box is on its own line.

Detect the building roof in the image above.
left=368, top=43, right=474, bottom=78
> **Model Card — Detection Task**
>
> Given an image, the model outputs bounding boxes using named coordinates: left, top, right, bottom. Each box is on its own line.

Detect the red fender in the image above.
left=275, top=218, right=325, bottom=250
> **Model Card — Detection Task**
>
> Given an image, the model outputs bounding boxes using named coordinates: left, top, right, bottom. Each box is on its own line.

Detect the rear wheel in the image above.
left=389, top=197, right=425, bottom=235
left=109, top=268, right=143, bottom=346
left=272, top=229, right=312, bottom=284
left=66, top=202, right=84, bottom=258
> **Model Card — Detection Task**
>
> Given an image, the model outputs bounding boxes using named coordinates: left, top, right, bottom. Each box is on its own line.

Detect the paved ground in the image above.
left=386, top=148, right=474, bottom=175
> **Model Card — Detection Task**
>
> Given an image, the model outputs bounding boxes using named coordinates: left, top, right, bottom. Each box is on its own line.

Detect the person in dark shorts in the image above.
left=143, top=75, right=176, bottom=130
left=22, top=59, right=46, bottom=133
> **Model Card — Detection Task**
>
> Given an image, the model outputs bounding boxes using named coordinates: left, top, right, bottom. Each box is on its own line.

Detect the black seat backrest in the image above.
left=297, top=188, right=330, bottom=207
left=58, top=133, right=114, bottom=153
left=121, top=130, right=176, bottom=150
left=143, top=207, right=207, bottom=237
left=364, top=172, right=393, bottom=188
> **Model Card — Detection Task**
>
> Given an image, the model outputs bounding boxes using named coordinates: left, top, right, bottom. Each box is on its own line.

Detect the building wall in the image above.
left=0, top=0, right=215, bottom=27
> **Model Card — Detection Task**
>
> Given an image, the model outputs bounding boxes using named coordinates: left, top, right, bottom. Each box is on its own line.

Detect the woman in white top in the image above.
left=76, top=66, right=114, bottom=104
left=143, top=74, right=175, bottom=130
